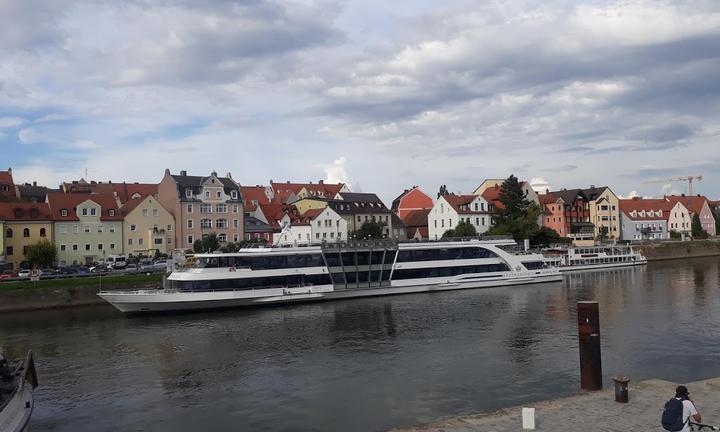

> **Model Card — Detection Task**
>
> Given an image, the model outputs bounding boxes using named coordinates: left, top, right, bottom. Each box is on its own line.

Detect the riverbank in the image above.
left=390, top=377, right=719, bottom=431
left=639, top=239, right=720, bottom=261
left=0, top=274, right=162, bottom=312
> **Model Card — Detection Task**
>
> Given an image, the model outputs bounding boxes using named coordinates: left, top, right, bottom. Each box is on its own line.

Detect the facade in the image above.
left=391, top=187, right=434, bottom=219
left=401, top=209, right=431, bottom=240
left=267, top=180, right=348, bottom=204
left=244, top=216, right=273, bottom=242
left=47, top=192, right=123, bottom=266
left=474, top=179, right=540, bottom=206
left=273, top=212, right=312, bottom=245
left=428, top=194, right=491, bottom=240
left=307, top=207, right=348, bottom=242
left=0, top=203, right=53, bottom=269
left=292, top=197, right=329, bottom=215
left=619, top=198, right=669, bottom=240
left=664, top=195, right=716, bottom=236
left=121, top=195, right=175, bottom=256
left=664, top=201, right=693, bottom=235
left=584, top=186, right=620, bottom=239
left=0, top=169, right=18, bottom=201
left=158, top=170, right=244, bottom=250
left=327, top=192, right=393, bottom=236
left=541, top=189, right=594, bottom=240
left=390, top=213, right=407, bottom=240
left=240, top=186, right=270, bottom=214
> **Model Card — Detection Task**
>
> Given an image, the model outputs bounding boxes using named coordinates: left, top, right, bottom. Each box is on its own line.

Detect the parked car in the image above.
left=153, top=260, right=168, bottom=271
left=106, top=255, right=127, bottom=269
left=0, top=270, right=17, bottom=279
left=76, top=266, right=90, bottom=274
left=17, top=270, right=31, bottom=278
left=125, top=264, right=138, bottom=272
left=58, top=267, right=79, bottom=275
left=39, top=269, right=55, bottom=277
left=139, top=259, right=154, bottom=272
left=89, top=264, right=111, bottom=273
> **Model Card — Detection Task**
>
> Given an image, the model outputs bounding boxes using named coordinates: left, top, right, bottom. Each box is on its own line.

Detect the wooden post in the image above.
left=578, top=301, right=602, bottom=391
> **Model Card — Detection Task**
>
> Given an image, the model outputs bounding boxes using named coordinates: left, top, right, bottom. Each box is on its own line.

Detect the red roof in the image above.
left=664, top=195, right=710, bottom=216
left=119, top=196, right=146, bottom=216
left=270, top=190, right=294, bottom=205
left=271, top=181, right=345, bottom=198
left=241, top=186, right=270, bottom=211
left=442, top=194, right=487, bottom=214
left=46, top=192, right=122, bottom=221
left=401, top=209, right=430, bottom=227
left=480, top=185, right=505, bottom=210
left=301, top=208, right=325, bottom=219
left=0, top=202, right=52, bottom=221
left=539, top=193, right=559, bottom=205
left=112, top=182, right=158, bottom=203
left=0, top=170, right=14, bottom=186
left=619, top=198, right=679, bottom=221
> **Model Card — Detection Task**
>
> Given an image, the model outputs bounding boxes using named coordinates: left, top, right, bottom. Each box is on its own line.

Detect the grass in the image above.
left=0, top=273, right=163, bottom=291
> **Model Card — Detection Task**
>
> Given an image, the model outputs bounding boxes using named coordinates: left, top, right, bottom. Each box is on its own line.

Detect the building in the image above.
left=540, top=189, right=594, bottom=240
left=267, top=180, right=349, bottom=204
left=0, top=169, right=18, bottom=201
left=390, top=213, right=407, bottom=240
left=243, top=216, right=273, bottom=242
left=112, top=182, right=158, bottom=204
left=391, top=186, right=434, bottom=219
left=619, top=198, right=670, bottom=240
left=327, top=192, right=393, bottom=236
left=664, top=195, right=716, bottom=236
left=473, top=179, right=540, bottom=207
left=583, top=186, right=620, bottom=239
left=47, top=192, right=123, bottom=266
left=240, top=186, right=270, bottom=215
left=120, top=195, right=175, bottom=256
left=428, top=194, right=491, bottom=240
left=273, top=209, right=312, bottom=245
left=0, top=203, right=53, bottom=269
left=17, top=182, right=53, bottom=203
left=307, top=207, right=348, bottom=243
left=158, top=170, right=244, bottom=250
left=401, top=209, right=431, bottom=240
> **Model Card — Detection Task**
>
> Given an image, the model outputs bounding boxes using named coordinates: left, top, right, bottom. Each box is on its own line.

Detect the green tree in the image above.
left=691, top=214, right=707, bottom=238
left=220, top=242, right=240, bottom=253
left=441, top=229, right=455, bottom=238
left=669, top=230, right=681, bottom=240
left=437, top=184, right=448, bottom=199
left=25, top=240, right=57, bottom=268
left=192, top=239, right=205, bottom=253
left=193, top=233, right=221, bottom=253
left=442, top=220, right=477, bottom=238
left=497, top=174, right=530, bottom=224
left=354, top=221, right=384, bottom=239
left=531, top=227, right=566, bottom=246
left=597, top=226, right=609, bottom=241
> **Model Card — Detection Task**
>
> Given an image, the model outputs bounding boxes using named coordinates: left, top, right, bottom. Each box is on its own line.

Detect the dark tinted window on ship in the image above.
left=203, top=254, right=325, bottom=270
left=522, top=261, right=545, bottom=270
left=396, top=247, right=498, bottom=262
left=392, top=264, right=510, bottom=280
left=175, top=273, right=332, bottom=291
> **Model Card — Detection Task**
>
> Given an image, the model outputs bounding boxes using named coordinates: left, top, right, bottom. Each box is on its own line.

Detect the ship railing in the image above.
left=99, top=283, right=321, bottom=295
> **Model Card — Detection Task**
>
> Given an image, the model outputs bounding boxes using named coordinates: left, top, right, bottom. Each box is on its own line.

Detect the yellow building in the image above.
left=121, top=195, right=176, bottom=257
left=0, top=203, right=54, bottom=269
left=292, top=197, right=329, bottom=215
left=584, top=186, right=620, bottom=239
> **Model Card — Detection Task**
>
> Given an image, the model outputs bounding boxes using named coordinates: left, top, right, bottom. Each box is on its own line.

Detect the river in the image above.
left=2, top=257, right=719, bottom=431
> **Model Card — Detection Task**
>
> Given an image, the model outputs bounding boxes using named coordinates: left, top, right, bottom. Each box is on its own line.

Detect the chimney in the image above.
left=211, top=171, right=217, bottom=177
left=318, top=179, right=324, bottom=184
left=164, top=168, right=171, bottom=176
left=7, top=167, right=11, bottom=174
left=226, top=172, right=232, bottom=179
left=180, top=170, right=187, bottom=176
left=590, top=184, right=595, bottom=189
left=33, top=181, right=37, bottom=186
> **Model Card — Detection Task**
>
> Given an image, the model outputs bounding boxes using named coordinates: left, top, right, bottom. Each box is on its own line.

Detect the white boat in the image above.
left=543, top=245, right=647, bottom=272
left=99, top=238, right=562, bottom=313
left=0, top=351, right=38, bottom=432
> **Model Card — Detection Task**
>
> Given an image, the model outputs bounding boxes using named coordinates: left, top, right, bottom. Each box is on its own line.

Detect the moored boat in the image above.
left=99, top=237, right=562, bottom=313
left=0, top=350, right=38, bottom=432
left=543, top=245, right=647, bottom=272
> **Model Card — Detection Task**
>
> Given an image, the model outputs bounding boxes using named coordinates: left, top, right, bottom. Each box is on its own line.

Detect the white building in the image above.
left=307, top=207, right=347, bottom=242
left=428, top=195, right=491, bottom=240
left=273, top=213, right=312, bottom=245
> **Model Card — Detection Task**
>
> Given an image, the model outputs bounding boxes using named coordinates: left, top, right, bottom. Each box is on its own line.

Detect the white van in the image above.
left=106, top=255, right=127, bottom=269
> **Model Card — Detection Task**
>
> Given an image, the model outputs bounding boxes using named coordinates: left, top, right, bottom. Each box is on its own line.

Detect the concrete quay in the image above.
left=391, top=377, right=720, bottom=432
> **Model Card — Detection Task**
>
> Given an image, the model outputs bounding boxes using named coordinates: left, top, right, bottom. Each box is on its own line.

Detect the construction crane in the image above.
left=643, top=175, right=703, bottom=195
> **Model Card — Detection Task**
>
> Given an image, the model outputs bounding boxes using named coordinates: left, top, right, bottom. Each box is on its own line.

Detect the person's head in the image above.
left=676, top=385, right=689, bottom=399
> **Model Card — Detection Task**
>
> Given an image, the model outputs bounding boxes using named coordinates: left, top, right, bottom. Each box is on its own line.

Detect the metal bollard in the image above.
left=612, top=375, right=630, bottom=403
left=577, top=301, right=602, bottom=391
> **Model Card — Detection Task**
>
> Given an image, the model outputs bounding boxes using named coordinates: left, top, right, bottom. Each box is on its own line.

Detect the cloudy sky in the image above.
left=1, top=0, right=719, bottom=203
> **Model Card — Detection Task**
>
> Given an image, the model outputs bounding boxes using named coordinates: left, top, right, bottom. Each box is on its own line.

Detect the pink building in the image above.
left=665, top=195, right=716, bottom=236
left=158, top=169, right=244, bottom=250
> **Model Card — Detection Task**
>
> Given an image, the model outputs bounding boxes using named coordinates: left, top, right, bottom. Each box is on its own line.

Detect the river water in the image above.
left=2, top=257, right=720, bottom=432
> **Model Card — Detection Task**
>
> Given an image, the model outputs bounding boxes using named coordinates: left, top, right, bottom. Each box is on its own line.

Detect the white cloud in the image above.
left=323, top=156, right=352, bottom=189
left=0, top=116, right=25, bottom=128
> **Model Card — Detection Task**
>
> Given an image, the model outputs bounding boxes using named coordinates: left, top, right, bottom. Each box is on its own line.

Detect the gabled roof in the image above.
left=46, top=192, right=122, bottom=221
left=619, top=198, right=673, bottom=221
left=328, top=193, right=391, bottom=215
left=0, top=202, right=52, bottom=221
left=664, top=195, right=710, bottom=215
left=391, top=186, right=431, bottom=211
left=479, top=186, right=505, bottom=211
left=244, top=216, right=273, bottom=233
left=338, top=192, right=386, bottom=205
left=302, top=208, right=325, bottom=220
left=17, top=184, right=52, bottom=203
left=547, top=188, right=588, bottom=205
left=539, top=193, right=561, bottom=205
left=120, top=195, right=168, bottom=217
left=257, top=203, right=295, bottom=228
left=271, top=181, right=345, bottom=198
left=240, top=186, right=270, bottom=211
left=112, top=182, right=158, bottom=203
left=442, top=194, right=487, bottom=214
left=401, top=208, right=431, bottom=227
left=582, top=186, right=612, bottom=201
left=171, top=172, right=240, bottom=200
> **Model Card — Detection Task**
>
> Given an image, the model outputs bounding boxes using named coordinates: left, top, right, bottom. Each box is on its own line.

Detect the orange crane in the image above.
left=643, top=175, right=703, bottom=195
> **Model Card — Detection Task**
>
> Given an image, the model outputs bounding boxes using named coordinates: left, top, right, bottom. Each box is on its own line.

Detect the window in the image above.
left=72, top=244, right=78, bottom=251
left=90, top=208, right=97, bottom=216
left=5, top=228, right=12, bottom=238
left=142, top=209, right=148, bottom=217
left=186, top=189, right=192, bottom=198
left=188, top=235, right=194, bottom=245
left=154, top=238, right=163, bottom=245
left=153, top=209, right=158, bottom=217
left=110, top=243, right=115, bottom=250
left=128, top=239, right=133, bottom=245
left=40, top=227, right=46, bottom=237
left=82, top=208, right=88, bottom=216
left=6, top=246, right=12, bottom=256
left=205, top=191, right=210, bottom=199
left=131, top=224, right=137, bottom=231
left=231, top=191, right=237, bottom=199
left=216, top=204, right=227, bottom=213
left=98, top=244, right=103, bottom=251
left=97, top=225, right=103, bottom=233
left=201, top=219, right=212, bottom=228
left=200, top=204, right=212, bottom=213
left=233, top=219, right=239, bottom=228
left=187, top=220, right=193, bottom=229
left=233, top=234, right=239, bottom=242
left=187, top=204, right=193, bottom=213
left=218, top=233, right=227, bottom=242
left=59, top=244, right=66, bottom=251
left=109, top=209, right=115, bottom=217
left=84, top=226, right=90, bottom=233
left=138, top=238, right=144, bottom=245
left=216, top=191, right=221, bottom=199
left=167, top=224, right=172, bottom=231
left=23, top=228, right=30, bottom=238
left=233, top=205, right=239, bottom=213
left=61, top=209, right=68, bottom=217
left=110, top=225, right=115, bottom=233
left=85, top=244, right=91, bottom=251
left=60, top=225, right=67, bottom=234
left=316, top=233, right=320, bottom=239
left=73, top=225, right=79, bottom=234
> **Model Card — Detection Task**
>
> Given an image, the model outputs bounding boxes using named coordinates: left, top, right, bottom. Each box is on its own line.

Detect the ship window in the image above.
left=391, top=264, right=510, bottom=280
left=356, top=251, right=371, bottom=266
left=341, top=252, right=356, bottom=266
left=371, top=251, right=385, bottom=265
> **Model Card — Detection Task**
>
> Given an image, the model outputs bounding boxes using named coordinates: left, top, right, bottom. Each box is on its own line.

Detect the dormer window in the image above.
left=186, top=189, right=192, bottom=198
left=231, top=190, right=237, bottom=199
left=61, top=209, right=68, bottom=217
left=13, top=208, right=23, bottom=218
left=109, top=209, right=115, bottom=217
left=90, top=208, right=97, bottom=216
left=30, top=208, right=39, bottom=218
left=82, top=208, right=88, bottom=216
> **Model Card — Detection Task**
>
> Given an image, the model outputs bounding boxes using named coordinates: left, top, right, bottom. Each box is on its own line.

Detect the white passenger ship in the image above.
left=542, top=245, right=647, bottom=272
left=99, top=238, right=562, bottom=313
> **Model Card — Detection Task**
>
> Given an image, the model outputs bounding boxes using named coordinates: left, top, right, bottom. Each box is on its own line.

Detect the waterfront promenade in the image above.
left=392, top=378, right=720, bottom=432
left=392, top=377, right=720, bottom=431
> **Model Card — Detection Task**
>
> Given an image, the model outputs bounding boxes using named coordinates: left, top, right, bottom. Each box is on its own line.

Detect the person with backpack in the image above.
left=662, top=385, right=702, bottom=431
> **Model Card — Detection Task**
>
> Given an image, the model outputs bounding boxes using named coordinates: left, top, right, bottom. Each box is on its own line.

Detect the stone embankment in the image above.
left=0, top=275, right=162, bottom=312
left=391, top=377, right=720, bottom=432
left=639, top=239, right=720, bottom=261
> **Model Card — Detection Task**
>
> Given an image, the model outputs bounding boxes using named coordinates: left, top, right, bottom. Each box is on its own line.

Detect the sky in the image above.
left=1, top=0, right=719, bottom=204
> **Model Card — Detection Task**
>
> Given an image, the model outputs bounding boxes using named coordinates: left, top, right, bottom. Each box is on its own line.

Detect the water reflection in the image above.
left=1, top=257, right=720, bottom=432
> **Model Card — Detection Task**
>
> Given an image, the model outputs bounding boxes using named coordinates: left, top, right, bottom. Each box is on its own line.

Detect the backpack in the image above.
left=661, top=398, right=686, bottom=431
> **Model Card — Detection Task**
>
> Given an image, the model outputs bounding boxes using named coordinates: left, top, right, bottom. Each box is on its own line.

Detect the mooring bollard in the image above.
left=613, top=375, right=630, bottom=403
left=521, top=407, right=535, bottom=430
left=577, top=301, right=602, bottom=391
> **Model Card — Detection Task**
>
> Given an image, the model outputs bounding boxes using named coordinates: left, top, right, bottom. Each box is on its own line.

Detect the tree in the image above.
left=354, top=221, right=384, bottom=239
left=192, top=239, right=205, bottom=253
left=691, top=214, right=707, bottom=238
left=531, top=227, right=567, bottom=246
left=669, top=230, right=681, bottom=240
left=441, top=229, right=455, bottom=238
left=193, top=233, right=221, bottom=253
left=443, top=220, right=477, bottom=238
left=597, top=226, right=609, bottom=241
left=497, top=174, right=530, bottom=224
left=220, top=242, right=240, bottom=253
left=437, top=184, right=448, bottom=199
left=25, top=240, right=57, bottom=268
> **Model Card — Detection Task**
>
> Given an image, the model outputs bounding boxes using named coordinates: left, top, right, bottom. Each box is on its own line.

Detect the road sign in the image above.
left=30, top=270, right=40, bottom=282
